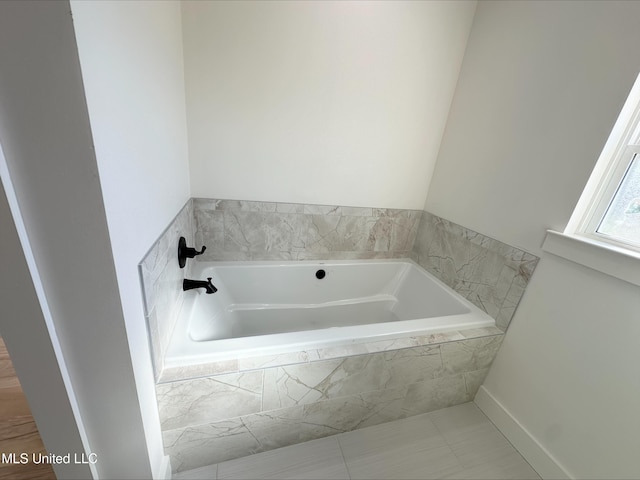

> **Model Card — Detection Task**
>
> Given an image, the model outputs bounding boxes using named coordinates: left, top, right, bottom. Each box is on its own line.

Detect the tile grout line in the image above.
left=335, top=434, right=353, bottom=480
left=172, top=403, right=539, bottom=479
left=473, top=404, right=543, bottom=479
left=260, top=368, right=264, bottom=412
left=429, top=404, right=541, bottom=479
left=423, top=414, right=468, bottom=470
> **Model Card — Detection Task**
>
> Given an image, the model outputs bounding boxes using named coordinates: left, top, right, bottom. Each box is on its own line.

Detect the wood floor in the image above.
left=0, top=337, right=55, bottom=479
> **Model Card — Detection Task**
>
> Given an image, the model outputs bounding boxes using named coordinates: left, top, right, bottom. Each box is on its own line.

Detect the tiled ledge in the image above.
left=414, top=211, right=539, bottom=330
left=157, top=326, right=503, bottom=383
left=138, top=199, right=194, bottom=380
left=192, top=198, right=423, bottom=262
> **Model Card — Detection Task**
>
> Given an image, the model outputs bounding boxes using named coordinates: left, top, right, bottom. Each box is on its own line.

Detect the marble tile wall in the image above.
left=139, top=200, right=194, bottom=379
left=192, top=198, right=422, bottom=261
left=158, top=331, right=504, bottom=473
left=190, top=199, right=537, bottom=330
left=413, top=211, right=539, bottom=330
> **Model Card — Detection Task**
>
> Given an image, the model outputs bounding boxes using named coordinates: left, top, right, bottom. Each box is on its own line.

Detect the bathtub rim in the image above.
left=162, top=258, right=497, bottom=378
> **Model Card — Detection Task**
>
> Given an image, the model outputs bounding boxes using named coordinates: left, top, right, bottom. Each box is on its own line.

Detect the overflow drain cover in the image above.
left=315, top=269, right=326, bottom=279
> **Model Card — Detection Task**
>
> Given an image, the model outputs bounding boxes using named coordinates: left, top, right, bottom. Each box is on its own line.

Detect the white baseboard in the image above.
left=474, top=386, right=572, bottom=480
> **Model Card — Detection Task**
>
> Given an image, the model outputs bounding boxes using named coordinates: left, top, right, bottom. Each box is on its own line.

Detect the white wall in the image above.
left=425, top=0, right=640, bottom=255
left=0, top=158, right=92, bottom=479
left=0, top=1, right=153, bottom=477
left=424, top=1, right=640, bottom=477
left=70, top=1, right=191, bottom=477
left=183, top=0, right=476, bottom=209
left=482, top=257, right=640, bottom=479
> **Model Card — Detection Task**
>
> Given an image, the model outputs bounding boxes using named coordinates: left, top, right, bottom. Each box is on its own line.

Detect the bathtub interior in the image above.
left=185, top=260, right=471, bottom=342
left=159, top=260, right=497, bottom=377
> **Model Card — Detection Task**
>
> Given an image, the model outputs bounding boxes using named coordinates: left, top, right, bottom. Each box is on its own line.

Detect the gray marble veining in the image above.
left=157, top=371, right=263, bottom=430
left=163, top=405, right=318, bottom=473
left=139, top=199, right=194, bottom=379
left=163, top=368, right=486, bottom=473
left=190, top=199, right=536, bottom=328
left=441, top=336, right=504, bottom=375
left=299, top=386, right=412, bottom=436
left=160, top=332, right=504, bottom=472
left=192, top=198, right=422, bottom=261
left=413, top=211, right=539, bottom=330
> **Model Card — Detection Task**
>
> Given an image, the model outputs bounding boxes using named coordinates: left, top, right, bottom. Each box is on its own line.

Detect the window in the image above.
left=596, top=149, right=640, bottom=246
left=543, top=74, right=640, bottom=287
left=566, top=73, right=640, bottom=254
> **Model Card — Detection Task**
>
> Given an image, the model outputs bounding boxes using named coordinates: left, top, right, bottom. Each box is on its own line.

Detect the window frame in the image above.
left=582, top=145, right=640, bottom=250
left=542, top=74, right=640, bottom=287
left=566, top=74, right=640, bottom=254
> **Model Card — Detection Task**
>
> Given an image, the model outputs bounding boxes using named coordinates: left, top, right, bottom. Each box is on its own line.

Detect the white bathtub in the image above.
left=164, top=259, right=495, bottom=369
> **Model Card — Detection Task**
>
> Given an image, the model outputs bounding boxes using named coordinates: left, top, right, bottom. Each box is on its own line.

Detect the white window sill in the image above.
left=542, top=230, right=640, bottom=287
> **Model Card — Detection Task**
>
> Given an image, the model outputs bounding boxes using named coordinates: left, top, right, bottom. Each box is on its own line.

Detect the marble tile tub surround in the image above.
left=190, top=198, right=537, bottom=329
left=192, top=198, right=422, bottom=261
left=157, top=328, right=504, bottom=473
left=142, top=198, right=538, bottom=472
left=139, top=199, right=195, bottom=379
left=413, top=211, right=539, bottom=330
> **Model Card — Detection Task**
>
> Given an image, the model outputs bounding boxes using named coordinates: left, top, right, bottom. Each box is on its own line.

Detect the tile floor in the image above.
left=173, top=402, right=540, bottom=480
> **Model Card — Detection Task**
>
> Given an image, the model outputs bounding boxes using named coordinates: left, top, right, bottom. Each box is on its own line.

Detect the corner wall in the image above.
left=0, top=159, right=91, bottom=479
left=424, top=1, right=640, bottom=477
left=70, top=1, right=191, bottom=476
left=139, top=200, right=194, bottom=380
left=182, top=0, right=476, bottom=209
left=425, top=0, right=640, bottom=256
left=0, top=1, right=153, bottom=477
